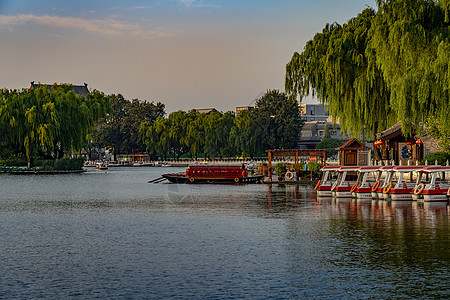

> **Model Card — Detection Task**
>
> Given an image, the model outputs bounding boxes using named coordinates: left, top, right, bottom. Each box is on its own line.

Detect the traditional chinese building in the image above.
left=30, top=81, right=90, bottom=97
left=193, top=108, right=218, bottom=114
left=373, top=122, right=435, bottom=165
left=336, top=138, right=370, bottom=166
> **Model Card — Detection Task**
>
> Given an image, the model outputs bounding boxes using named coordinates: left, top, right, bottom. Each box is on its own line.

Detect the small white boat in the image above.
left=351, top=166, right=380, bottom=200
left=96, top=162, right=108, bottom=170
left=371, top=166, right=395, bottom=200
left=315, top=166, right=340, bottom=197
left=383, top=166, right=423, bottom=201
left=412, top=166, right=450, bottom=202
left=331, top=166, right=359, bottom=199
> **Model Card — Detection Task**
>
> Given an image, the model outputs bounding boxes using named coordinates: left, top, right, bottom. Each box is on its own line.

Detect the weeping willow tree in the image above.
left=371, top=0, right=449, bottom=134
left=286, top=0, right=449, bottom=148
left=0, top=86, right=110, bottom=166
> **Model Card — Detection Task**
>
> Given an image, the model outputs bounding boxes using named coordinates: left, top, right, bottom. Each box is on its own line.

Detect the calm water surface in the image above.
left=0, top=167, right=449, bottom=299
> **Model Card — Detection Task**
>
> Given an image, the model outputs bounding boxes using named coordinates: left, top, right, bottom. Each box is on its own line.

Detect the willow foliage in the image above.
left=286, top=0, right=449, bottom=140
left=0, top=86, right=109, bottom=164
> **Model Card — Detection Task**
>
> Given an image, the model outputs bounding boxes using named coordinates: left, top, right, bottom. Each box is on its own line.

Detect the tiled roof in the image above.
left=30, top=81, right=90, bottom=97
left=193, top=108, right=217, bottom=114
left=335, top=138, right=367, bottom=150
left=376, top=122, right=402, bottom=140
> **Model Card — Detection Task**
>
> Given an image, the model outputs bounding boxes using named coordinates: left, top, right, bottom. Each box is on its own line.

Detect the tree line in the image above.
left=1, top=87, right=302, bottom=165
left=140, top=90, right=302, bottom=159
left=2, top=0, right=448, bottom=167
left=285, top=0, right=449, bottom=152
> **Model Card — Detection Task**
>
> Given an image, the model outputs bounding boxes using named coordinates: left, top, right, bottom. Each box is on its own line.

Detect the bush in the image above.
left=0, top=155, right=28, bottom=167
left=34, top=159, right=55, bottom=171
left=421, top=152, right=450, bottom=166
left=275, top=163, right=287, bottom=175
left=33, top=157, right=85, bottom=171
left=307, top=161, right=323, bottom=172
left=299, top=162, right=306, bottom=170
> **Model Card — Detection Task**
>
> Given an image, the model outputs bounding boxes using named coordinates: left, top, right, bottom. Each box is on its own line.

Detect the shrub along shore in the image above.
left=0, top=157, right=85, bottom=174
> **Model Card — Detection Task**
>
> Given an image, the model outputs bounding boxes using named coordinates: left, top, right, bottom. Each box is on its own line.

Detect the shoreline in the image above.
left=7, top=170, right=86, bottom=175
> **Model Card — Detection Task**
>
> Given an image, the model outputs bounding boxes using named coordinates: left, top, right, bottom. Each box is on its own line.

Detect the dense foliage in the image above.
left=0, top=85, right=110, bottom=166
left=140, top=90, right=303, bottom=159
left=315, top=138, right=345, bottom=157
left=420, top=151, right=450, bottom=165
left=253, top=90, right=302, bottom=150
left=94, top=94, right=165, bottom=158
left=275, top=162, right=287, bottom=176
left=286, top=0, right=449, bottom=147
left=34, top=157, right=86, bottom=171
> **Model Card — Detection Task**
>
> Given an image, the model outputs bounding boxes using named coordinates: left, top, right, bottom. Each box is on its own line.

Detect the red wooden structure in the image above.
left=266, top=149, right=327, bottom=180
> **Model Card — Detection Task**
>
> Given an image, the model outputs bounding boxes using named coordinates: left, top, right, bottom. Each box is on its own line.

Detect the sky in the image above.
left=0, top=0, right=376, bottom=113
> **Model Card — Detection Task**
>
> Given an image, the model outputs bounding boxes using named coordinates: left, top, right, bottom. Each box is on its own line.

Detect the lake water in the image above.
left=0, top=167, right=449, bottom=299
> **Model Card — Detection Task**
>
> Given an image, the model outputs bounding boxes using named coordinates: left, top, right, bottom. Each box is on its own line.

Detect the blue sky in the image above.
left=0, top=0, right=376, bottom=112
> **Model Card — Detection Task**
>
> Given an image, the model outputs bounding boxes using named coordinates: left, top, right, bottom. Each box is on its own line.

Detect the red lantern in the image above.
left=406, top=141, right=413, bottom=146
left=416, top=139, right=423, bottom=145
left=374, top=141, right=383, bottom=147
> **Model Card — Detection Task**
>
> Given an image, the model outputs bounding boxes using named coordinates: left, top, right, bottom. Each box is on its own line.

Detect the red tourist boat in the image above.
left=162, top=164, right=265, bottom=184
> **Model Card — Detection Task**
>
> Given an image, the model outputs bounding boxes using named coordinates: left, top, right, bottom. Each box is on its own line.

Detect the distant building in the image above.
left=235, top=106, right=254, bottom=116
left=193, top=108, right=218, bottom=114
left=299, top=121, right=345, bottom=149
left=298, top=103, right=346, bottom=149
left=30, top=81, right=90, bottom=97
left=299, top=104, right=329, bottom=122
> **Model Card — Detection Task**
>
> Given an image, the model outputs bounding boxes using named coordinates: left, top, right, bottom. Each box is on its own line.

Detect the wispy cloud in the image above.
left=130, top=6, right=150, bottom=10
left=178, top=0, right=219, bottom=9
left=0, top=14, right=171, bottom=38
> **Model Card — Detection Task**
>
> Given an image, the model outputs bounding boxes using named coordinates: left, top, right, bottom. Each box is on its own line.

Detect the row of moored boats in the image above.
left=315, top=165, right=450, bottom=203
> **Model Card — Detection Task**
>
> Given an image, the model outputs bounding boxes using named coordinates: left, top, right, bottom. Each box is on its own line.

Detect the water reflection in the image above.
left=0, top=170, right=449, bottom=299
left=303, top=194, right=450, bottom=298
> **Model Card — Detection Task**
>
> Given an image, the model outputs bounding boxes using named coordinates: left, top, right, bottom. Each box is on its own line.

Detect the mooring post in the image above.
left=268, top=150, right=272, bottom=181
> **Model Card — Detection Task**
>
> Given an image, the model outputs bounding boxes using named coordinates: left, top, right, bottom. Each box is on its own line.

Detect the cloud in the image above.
left=0, top=14, right=171, bottom=38
left=177, top=0, right=219, bottom=9
left=178, top=0, right=197, bottom=7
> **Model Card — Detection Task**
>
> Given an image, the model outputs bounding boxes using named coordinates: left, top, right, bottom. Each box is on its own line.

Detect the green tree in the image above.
left=426, top=118, right=450, bottom=153
left=285, top=0, right=449, bottom=145
left=23, top=88, right=58, bottom=167
left=0, top=85, right=109, bottom=167
left=316, top=137, right=344, bottom=157
left=167, top=111, right=189, bottom=159
left=254, top=90, right=302, bottom=150
left=95, top=94, right=127, bottom=159
left=217, top=111, right=236, bottom=157
left=230, top=110, right=258, bottom=158
left=202, top=111, right=236, bottom=158
left=121, top=99, right=165, bottom=153
left=286, top=8, right=391, bottom=141
left=370, top=0, right=449, bottom=134
left=140, top=116, right=171, bottom=159
left=97, top=94, right=165, bottom=159
left=185, top=111, right=205, bottom=159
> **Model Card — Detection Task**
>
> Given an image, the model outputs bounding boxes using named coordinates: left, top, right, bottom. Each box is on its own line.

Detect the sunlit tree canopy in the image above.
left=286, top=0, right=449, bottom=141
